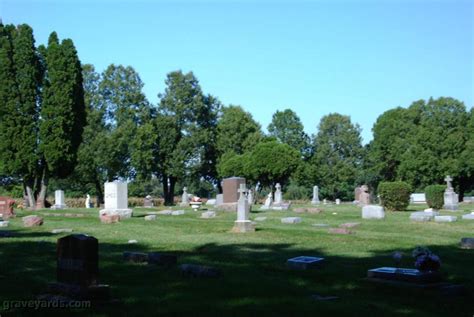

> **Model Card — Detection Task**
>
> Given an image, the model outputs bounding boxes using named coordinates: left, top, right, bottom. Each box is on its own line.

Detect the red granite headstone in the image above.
left=57, top=234, right=98, bottom=287
left=222, top=177, right=246, bottom=203
left=0, top=197, right=15, bottom=219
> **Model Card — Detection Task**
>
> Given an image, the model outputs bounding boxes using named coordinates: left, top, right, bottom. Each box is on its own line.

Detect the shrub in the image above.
left=425, top=185, right=445, bottom=209
left=283, top=184, right=311, bottom=200
left=377, top=181, right=412, bottom=211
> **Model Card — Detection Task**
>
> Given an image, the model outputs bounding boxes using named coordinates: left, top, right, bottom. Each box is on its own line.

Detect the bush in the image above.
left=378, top=181, right=412, bottom=211
left=283, top=183, right=311, bottom=200
left=425, top=185, right=445, bottom=209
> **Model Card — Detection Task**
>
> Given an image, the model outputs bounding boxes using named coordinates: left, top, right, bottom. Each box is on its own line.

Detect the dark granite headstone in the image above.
left=57, top=234, right=98, bottom=287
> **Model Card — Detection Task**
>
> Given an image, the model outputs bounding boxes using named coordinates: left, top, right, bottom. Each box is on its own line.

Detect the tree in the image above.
left=0, top=24, right=43, bottom=206
left=36, top=32, right=86, bottom=207
left=311, top=113, right=364, bottom=200
left=132, top=70, right=219, bottom=205
left=268, top=109, right=310, bottom=156
left=216, top=105, right=263, bottom=156
left=460, top=108, right=474, bottom=196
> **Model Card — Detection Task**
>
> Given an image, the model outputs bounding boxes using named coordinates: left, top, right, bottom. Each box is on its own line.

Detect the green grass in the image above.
left=1, top=203, right=473, bottom=316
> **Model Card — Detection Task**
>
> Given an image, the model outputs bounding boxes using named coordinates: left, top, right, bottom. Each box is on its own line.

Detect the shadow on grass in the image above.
left=0, top=231, right=473, bottom=316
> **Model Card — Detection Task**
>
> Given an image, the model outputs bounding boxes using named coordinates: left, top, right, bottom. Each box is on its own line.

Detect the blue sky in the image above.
left=2, top=0, right=473, bottom=143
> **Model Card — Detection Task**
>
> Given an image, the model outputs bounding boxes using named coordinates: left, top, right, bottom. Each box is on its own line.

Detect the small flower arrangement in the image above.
left=412, top=246, right=441, bottom=272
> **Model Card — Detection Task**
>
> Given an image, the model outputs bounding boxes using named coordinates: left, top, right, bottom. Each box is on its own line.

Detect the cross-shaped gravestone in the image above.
left=238, top=184, right=247, bottom=201
left=444, top=176, right=453, bottom=190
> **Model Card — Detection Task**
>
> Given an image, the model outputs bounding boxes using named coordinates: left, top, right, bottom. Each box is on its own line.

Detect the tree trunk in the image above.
left=163, top=175, right=173, bottom=206
left=25, top=182, right=35, bottom=210
left=36, top=169, right=49, bottom=209
left=169, top=176, right=176, bottom=205
left=95, top=178, right=103, bottom=207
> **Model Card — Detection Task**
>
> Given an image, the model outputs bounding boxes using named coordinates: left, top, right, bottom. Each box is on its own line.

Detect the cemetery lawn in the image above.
left=1, top=204, right=473, bottom=316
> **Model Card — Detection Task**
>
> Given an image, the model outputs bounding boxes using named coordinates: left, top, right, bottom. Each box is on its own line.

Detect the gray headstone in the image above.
left=311, top=186, right=320, bottom=205
left=410, top=212, right=433, bottom=222
left=206, top=199, right=216, bottom=206
left=434, top=215, right=457, bottom=223
left=215, top=194, right=224, bottom=206
left=144, top=215, right=157, bottom=221
left=158, top=210, right=173, bottom=215
left=254, top=217, right=267, bottom=221
left=287, top=256, right=324, bottom=270
left=462, top=213, right=474, bottom=220
left=171, top=210, right=185, bottom=216
left=362, top=205, right=385, bottom=219
left=281, top=217, right=301, bottom=224
left=460, top=238, right=474, bottom=249
left=0, top=221, right=9, bottom=227
left=51, top=228, right=73, bottom=234
left=201, top=211, right=216, bottom=218
left=443, top=175, right=459, bottom=211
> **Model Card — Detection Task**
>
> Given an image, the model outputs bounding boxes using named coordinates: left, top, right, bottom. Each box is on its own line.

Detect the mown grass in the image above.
left=0, top=203, right=473, bottom=316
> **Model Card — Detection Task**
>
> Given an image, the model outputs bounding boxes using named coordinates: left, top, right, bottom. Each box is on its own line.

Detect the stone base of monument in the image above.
left=231, top=220, right=255, bottom=233
left=46, top=282, right=110, bottom=301
left=367, top=267, right=442, bottom=286
left=50, top=204, right=67, bottom=210
left=216, top=202, right=237, bottom=212
left=99, top=208, right=133, bottom=219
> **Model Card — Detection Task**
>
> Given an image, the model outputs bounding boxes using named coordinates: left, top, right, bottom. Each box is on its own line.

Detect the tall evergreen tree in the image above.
left=37, top=32, right=86, bottom=207
left=268, top=109, right=310, bottom=156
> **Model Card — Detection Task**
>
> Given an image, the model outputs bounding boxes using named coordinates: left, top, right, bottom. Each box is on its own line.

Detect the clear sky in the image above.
left=1, top=0, right=473, bottom=143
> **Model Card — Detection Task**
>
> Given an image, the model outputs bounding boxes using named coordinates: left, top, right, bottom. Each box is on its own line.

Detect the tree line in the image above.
left=1, top=23, right=473, bottom=206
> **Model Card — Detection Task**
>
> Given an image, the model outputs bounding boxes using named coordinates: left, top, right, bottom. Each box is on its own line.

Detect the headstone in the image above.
left=0, top=196, right=15, bottom=219
left=434, top=215, right=457, bottom=223
left=462, top=212, right=474, bottom=220
left=328, top=228, right=353, bottom=235
left=460, top=238, right=474, bottom=249
left=201, top=211, right=216, bottom=218
left=463, top=196, right=474, bottom=203
left=180, top=187, right=190, bottom=207
left=215, top=194, right=223, bottom=206
left=144, top=215, right=157, bottom=221
left=443, top=175, right=459, bottom=211
left=339, top=222, right=360, bottom=228
left=362, top=205, right=385, bottom=219
left=367, top=267, right=441, bottom=284
left=157, top=210, right=173, bottom=215
left=311, top=186, right=320, bottom=205
left=232, top=184, right=254, bottom=233
left=274, top=183, right=282, bottom=206
left=410, top=211, right=434, bottom=222
left=323, top=199, right=327, bottom=205
left=100, top=213, right=120, bottom=224
left=148, top=253, right=177, bottom=266
left=57, top=234, right=98, bottom=286
left=410, top=193, right=427, bottom=204
left=335, top=199, right=341, bottom=205
left=206, top=199, right=216, bottom=206
left=354, top=186, right=362, bottom=203
left=281, top=217, right=301, bottom=224
left=0, top=221, right=9, bottom=227
left=85, top=194, right=92, bottom=208
left=99, top=182, right=132, bottom=219
left=263, top=193, right=273, bottom=209
left=222, top=177, right=246, bottom=203
left=359, top=185, right=370, bottom=206
left=312, top=223, right=329, bottom=228
left=179, top=264, right=220, bottom=278
left=247, top=189, right=253, bottom=205
left=287, top=256, right=324, bottom=270
left=51, top=190, right=67, bottom=210
left=171, top=210, right=185, bottom=216
left=123, top=251, right=148, bottom=263
left=51, top=228, right=73, bottom=234
left=128, top=239, right=138, bottom=244
left=254, top=216, right=267, bottom=221
left=143, top=195, right=154, bottom=208
left=22, top=215, right=44, bottom=227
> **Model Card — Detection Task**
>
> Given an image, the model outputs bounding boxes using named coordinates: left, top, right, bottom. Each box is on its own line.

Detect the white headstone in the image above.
left=335, top=199, right=341, bottom=205
left=180, top=187, right=190, bottom=206
left=443, top=175, right=459, bottom=211
left=264, top=193, right=273, bottom=207
left=85, top=194, right=91, bottom=208
left=362, top=205, right=385, bottom=219
left=51, top=190, right=67, bottom=209
left=410, top=193, right=426, bottom=204
left=274, top=183, right=282, bottom=205
left=215, top=194, right=224, bottom=206
left=99, top=182, right=132, bottom=219
left=311, top=186, right=320, bottom=205
left=232, top=184, right=254, bottom=233
left=247, top=189, right=253, bottom=205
